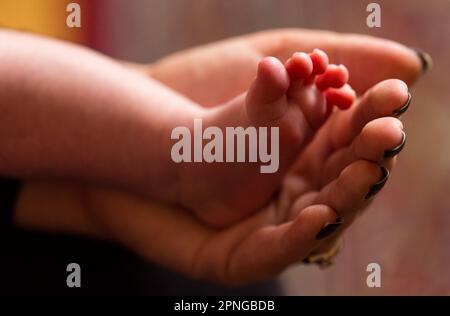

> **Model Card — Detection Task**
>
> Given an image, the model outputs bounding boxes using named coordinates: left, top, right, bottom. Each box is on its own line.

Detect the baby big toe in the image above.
left=246, top=56, right=290, bottom=122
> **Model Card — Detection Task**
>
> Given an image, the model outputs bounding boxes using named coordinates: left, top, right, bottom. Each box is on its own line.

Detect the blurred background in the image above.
left=0, top=0, right=449, bottom=295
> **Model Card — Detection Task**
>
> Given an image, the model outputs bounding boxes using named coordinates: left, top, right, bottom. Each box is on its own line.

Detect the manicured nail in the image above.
left=315, top=217, right=344, bottom=240
left=384, top=131, right=406, bottom=158
left=365, top=166, right=390, bottom=199
left=392, top=92, right=412, bottom=117
left=410, top=47, right=433, bottom=74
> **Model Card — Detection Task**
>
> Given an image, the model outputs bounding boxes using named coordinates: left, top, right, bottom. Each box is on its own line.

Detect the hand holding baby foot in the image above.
left=82, top=74, right=410, bottom=285
left=177, top=49, right=355, bottom=227
left=86, top=31, right=416, bottom=283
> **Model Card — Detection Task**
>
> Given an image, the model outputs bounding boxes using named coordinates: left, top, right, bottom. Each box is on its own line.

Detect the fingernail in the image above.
left=392, top=92, right=412, bottom=117
left=384, top=131, right=406, bottom=158
left=315, top=217, right=344, bottom=240
left=410, top=47, right=433, bottom=74
left=365, top=166, right=390, bottom=199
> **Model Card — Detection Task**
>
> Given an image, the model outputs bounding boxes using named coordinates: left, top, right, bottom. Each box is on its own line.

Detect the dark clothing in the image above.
left=0, top=178, right=280, bottom=295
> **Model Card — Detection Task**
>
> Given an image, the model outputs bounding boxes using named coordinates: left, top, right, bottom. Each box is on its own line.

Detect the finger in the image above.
left=307, top=159, right=394, bottom=255
left=226, top=204, right=337, bottom=285
left=289, top=159, right=395, bottom=256
left=320, top=117, right=404, bottom=185
left=296, top=79, right=410, bottom=178
left=249, top=29, right=425, bottom=93
left=314, top=160, right=392, bottom=224
left=327, top=79, right=410, bottom=149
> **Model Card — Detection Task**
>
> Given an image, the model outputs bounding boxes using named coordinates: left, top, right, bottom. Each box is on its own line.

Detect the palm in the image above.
left=148, top=28, right=416, bottom=201
left=182, top=170, right=333, bottom=285
left=189, top=114, right=379, bottom=284
left=113, top=29, right=420, bottom=284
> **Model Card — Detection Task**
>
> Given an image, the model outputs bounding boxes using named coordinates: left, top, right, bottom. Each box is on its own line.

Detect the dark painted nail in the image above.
left=392, top=92, right=412, bottom=117
left=410, top=47, right=433, bottom=74
left=315, top=217, right=344, bottom=240
left=384, top=131, right=406, bottom=158
left=365, top=166, right=390, bottom=199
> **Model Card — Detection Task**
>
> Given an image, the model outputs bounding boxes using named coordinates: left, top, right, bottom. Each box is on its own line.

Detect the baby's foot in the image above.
left=177, top=49, right=355, bottom=227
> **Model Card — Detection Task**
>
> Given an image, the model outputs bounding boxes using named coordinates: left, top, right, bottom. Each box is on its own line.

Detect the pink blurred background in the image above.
left=89, top=0, right=450, bottom=295
left=87, top=0, right=450, bottom=295
left=5, top=0, right=448, bottom=295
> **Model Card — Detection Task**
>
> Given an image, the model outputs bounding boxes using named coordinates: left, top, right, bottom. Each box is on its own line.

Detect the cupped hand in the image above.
left=123, top=29, right=420, bottom=263
left=12, top=29, right=422, bottom=286
left=85, top=76, right=411, bottom=285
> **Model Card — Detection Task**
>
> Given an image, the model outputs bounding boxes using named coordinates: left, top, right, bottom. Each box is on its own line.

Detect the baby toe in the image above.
left=310, top=48, right=329, bottom=75
left=325, top=84, right=356, bottom=110
left=285, top=52, right=313, bottom=80
left=315, top=64, right=349, bottom=91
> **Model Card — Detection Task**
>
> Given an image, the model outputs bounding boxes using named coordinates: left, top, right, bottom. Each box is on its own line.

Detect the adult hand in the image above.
left=83, top=75, right=410, bottom=285
left=128, top=29, right=422, bottom=260
left=14, top=30, right=423, bottom=285
left=143, top=28, right=425, bottom=105
left=91, top=26, right=420, bottom=282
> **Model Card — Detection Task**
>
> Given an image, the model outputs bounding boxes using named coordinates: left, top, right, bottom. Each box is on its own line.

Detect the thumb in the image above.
left=250, top=29, right=427, bottom=94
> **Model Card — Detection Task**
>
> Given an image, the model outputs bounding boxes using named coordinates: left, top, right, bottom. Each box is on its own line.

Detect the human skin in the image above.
left=11, top=29, right=424, bottom=284
left=0, top=30, right=353, bottom=228
left=177, top=51, right=354, bottom=227
left=15, top=79, right=405, bottom=285
left=129, top=28, right=424, bottom=254
left=0, top=29, right=200, bottom=202
left=145, top=29, right=422, bottom=104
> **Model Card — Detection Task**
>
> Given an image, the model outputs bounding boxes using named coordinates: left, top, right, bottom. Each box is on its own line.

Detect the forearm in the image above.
left=0, top=30, right=200, bottom=198
left=13, top=180, right=108, bottom=240
left=13, top=179, right=211, bottom=277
